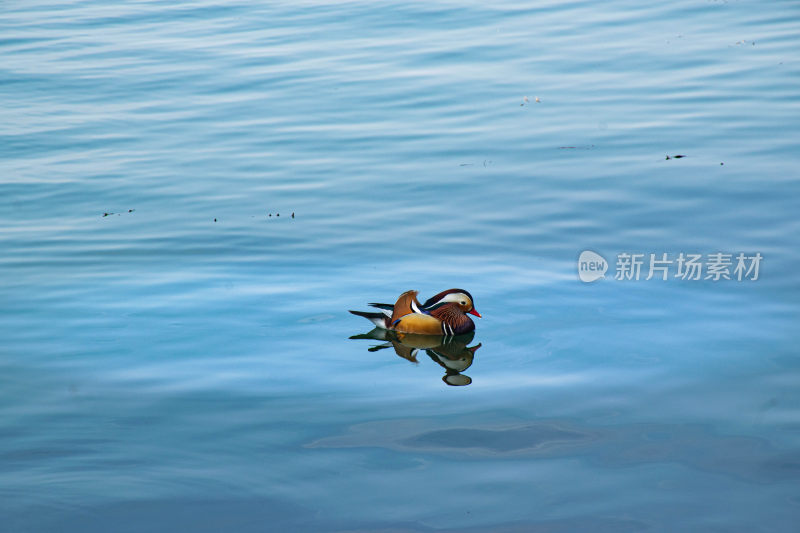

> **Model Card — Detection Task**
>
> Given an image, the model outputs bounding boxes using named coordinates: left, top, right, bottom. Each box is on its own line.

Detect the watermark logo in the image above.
left=578, top=251, right=763, bottom=283
left=578, top=250, right=608, bottom=282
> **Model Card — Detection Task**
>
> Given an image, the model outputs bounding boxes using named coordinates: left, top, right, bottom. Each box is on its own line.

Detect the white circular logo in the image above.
left=578, top=250, right=607, bottom=282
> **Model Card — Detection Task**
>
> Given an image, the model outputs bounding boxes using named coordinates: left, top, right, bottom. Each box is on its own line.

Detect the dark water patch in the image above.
left=312, top=419, right=798, bottom=485
left=404, top=424, right=590, bottom=454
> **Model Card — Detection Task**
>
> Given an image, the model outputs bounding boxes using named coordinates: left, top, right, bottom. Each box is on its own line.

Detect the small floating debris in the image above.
left=558, top=145, right=595, bottom=150
left=535, top=96, right=541, bottom=103
left=214, top=218, right=217, bottom=222
left=102, top=209, right=135, bottom=217
left=291, top=212, right=295, bottom=218
left=665, top=154, right=686, bottom=160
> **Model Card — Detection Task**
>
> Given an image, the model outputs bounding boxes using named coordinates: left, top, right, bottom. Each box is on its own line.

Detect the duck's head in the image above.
left=422, top=288, right=481, bottom=318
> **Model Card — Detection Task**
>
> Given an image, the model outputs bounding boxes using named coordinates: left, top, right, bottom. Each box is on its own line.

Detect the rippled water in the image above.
left=2, top=1, right=800, bottom=531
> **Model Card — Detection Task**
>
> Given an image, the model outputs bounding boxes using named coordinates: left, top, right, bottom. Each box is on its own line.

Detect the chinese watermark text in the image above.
left=578, top=251, right=762, bottom=283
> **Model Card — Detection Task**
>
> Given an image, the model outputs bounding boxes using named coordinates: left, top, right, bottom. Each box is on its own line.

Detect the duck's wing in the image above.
left=390, top=290, right=425, bottom=324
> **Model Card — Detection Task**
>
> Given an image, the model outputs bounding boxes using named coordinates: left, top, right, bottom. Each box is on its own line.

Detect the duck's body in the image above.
left=350, top=289, right=481, bottom=336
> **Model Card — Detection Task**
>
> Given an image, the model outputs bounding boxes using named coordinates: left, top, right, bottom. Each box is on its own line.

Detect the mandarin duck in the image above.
left=349, top=289, right=481, bottom=336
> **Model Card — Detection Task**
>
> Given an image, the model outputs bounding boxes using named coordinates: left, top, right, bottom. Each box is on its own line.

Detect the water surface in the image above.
left=2, top=1, right=800, bottom=531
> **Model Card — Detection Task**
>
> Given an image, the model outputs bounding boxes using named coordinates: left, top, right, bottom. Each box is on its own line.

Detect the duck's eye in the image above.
left=460, top=301, right=466, bottom=305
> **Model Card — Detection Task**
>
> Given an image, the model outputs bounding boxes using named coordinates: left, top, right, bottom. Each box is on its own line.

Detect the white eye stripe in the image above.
left=434, top=293, right=470, bottom=306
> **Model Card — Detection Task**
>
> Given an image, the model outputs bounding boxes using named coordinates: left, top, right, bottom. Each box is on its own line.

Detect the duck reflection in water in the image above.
left=350, top=329, right=481, bottom=386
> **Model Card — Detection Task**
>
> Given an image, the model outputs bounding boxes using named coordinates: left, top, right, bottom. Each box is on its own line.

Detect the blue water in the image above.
left=2, top=1, right=800, bottom=531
